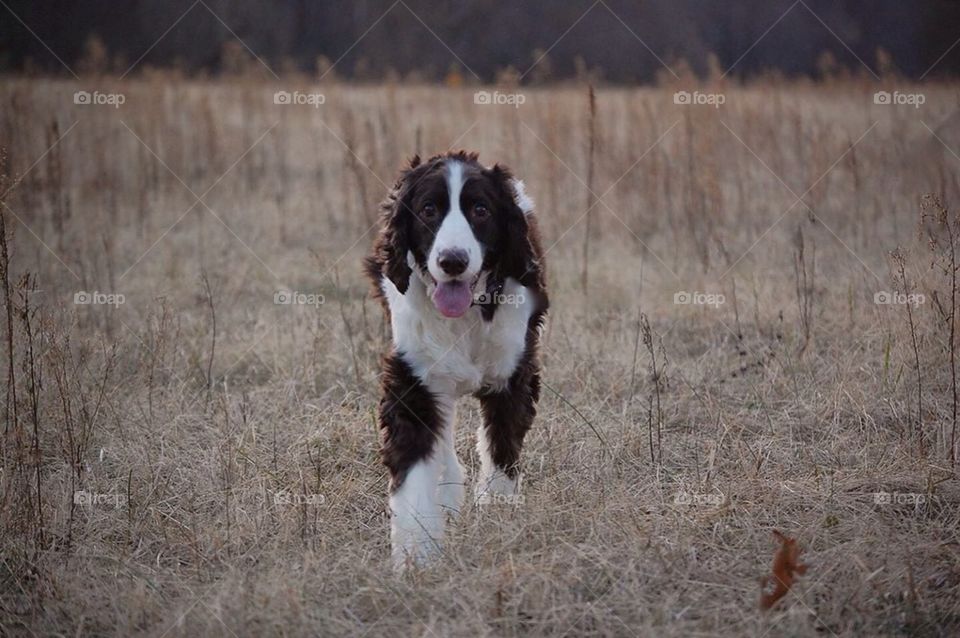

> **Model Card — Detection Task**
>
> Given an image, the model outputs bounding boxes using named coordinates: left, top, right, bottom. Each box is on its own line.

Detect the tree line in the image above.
left=2, top=0, right=958, bottom=82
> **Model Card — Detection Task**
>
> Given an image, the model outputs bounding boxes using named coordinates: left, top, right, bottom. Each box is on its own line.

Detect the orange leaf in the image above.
left=760, top=530, right=807, bottom=610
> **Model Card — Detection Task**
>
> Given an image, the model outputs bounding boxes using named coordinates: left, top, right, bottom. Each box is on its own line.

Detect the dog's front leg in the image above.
left=475, top=363, right=540, bottom=504
left=378, top=352, right=445, bottom=571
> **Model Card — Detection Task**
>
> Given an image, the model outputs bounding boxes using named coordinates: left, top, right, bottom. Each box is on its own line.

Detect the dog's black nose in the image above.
left=437, top=249, right=469, bottom=276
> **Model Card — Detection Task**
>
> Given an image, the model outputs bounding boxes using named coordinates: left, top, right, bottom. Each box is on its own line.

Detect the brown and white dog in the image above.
left=365, top=151, right=548, bottom=569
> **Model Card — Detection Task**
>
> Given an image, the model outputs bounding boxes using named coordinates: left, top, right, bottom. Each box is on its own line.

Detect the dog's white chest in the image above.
left=383, top=277, right=533, bottom=396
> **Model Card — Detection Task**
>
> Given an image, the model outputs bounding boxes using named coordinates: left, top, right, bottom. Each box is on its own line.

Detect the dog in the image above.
left=365, top=151, right=548, bottom=569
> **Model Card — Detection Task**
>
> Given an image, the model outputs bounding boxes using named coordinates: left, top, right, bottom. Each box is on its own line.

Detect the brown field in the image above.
left=1, top=76, right=960, bottom=636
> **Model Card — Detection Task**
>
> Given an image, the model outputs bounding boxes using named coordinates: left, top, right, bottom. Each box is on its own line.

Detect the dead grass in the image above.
left=1, top=75, right=960, bottom=636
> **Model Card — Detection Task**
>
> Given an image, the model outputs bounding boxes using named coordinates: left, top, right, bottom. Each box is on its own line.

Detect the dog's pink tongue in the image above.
left=432, top=280, right=473, bottom=318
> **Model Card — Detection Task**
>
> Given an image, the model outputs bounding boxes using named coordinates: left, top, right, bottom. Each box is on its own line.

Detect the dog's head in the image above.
left=373, top=151, right=541, bottom=318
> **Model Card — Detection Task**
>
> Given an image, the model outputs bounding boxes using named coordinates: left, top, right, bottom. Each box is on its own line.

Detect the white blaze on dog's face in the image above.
left=428, top=161, right=483, bottom=284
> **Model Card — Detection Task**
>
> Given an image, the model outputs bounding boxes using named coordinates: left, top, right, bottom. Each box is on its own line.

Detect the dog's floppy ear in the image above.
left=375, top=156, right=423, bottom=294
left=487, top=164, right=542, bottom=288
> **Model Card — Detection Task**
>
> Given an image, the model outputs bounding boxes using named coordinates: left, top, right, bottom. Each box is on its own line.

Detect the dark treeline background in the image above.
left=2, top=0, right=959, bottom=82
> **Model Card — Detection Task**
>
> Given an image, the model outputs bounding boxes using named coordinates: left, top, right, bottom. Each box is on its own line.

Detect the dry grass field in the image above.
left=2, top=75, right=960, bottom=636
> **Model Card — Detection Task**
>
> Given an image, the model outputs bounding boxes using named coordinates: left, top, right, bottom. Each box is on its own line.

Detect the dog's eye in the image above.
left=421, top=203, right=438, bottom=218
left=473, top=204, right=489, bottom=219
